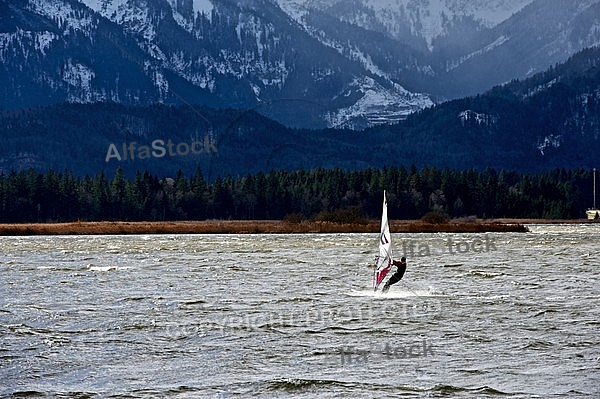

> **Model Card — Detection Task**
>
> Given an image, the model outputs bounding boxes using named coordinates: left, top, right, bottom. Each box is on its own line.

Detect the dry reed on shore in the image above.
left=0, top=220, right=530, bottom=235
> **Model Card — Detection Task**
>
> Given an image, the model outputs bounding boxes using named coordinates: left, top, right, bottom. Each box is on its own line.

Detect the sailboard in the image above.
left=373, top=190, right=393, bottom=291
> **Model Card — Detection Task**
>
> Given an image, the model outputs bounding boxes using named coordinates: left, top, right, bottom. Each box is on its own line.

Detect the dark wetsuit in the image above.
left=382, top=259, right=406, bottom=293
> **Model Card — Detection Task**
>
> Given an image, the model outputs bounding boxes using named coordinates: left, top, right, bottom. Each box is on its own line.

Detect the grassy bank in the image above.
left=0, top=219, right=538, bottom=235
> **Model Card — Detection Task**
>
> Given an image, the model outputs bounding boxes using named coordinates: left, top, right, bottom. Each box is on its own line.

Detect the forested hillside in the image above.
left=373, top=47, right=600, bottom=171
left=1, top=48, right=599, bottom=178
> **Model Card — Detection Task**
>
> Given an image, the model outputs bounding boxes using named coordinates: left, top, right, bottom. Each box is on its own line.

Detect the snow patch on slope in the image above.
left=275, top=0, right=312, bottom=24
left=78, top=0, right=121, bottom=15
left=165, top=0, right=214, bottom=33
left=78, top=0, right=156, bottom=40
left=524, top=78, right=557, bottom=99
left=446, top=35, right=510, bottom=71
left=326, top=76, right=433, bottom=129
left=585, top=20, right=600, bottom=48
left=458, top=110, right=499, bottom=126
left=0, top=30, right=59, bottom=60
left=192, top=0, right=214, bottom=21
left=63, top=59, right=95, bottom=102
left=537, top=134, right=561, bottom=155
left=30, top=0, right=96, bottom=33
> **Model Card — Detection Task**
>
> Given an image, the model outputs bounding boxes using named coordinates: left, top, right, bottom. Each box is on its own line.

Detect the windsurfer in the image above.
left=381, top=257, right=406, bottom=293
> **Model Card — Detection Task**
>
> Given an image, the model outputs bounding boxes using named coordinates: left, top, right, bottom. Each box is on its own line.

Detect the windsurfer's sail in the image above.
left=373, top=190, right=393, bottom=291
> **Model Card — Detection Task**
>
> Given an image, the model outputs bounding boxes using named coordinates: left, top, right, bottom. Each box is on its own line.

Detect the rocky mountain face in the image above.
left=1, top=0, right=599, bottom=129
left=277, top=0, right=600, bottom=97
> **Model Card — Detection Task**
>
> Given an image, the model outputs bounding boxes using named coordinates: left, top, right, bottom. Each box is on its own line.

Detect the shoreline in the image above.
left=0, top=219, right=593, bottom=235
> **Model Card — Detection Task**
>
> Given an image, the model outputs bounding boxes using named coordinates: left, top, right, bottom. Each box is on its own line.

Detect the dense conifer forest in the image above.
left=0, top=166, right=594, bottom=222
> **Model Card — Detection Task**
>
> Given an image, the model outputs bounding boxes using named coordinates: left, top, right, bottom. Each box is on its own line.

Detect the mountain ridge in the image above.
left=1, top=0, right=599, bottom=128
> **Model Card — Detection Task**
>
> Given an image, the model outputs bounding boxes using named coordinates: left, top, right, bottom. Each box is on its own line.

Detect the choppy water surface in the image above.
left=1, top=225, right=599, bottom=398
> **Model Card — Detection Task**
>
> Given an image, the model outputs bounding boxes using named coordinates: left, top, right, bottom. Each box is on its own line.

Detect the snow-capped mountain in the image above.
left=0, top=0, right=435, bottom=128
left=275, top=0, right=600, bottom=99
left=1, top=0, right=599, bottom=129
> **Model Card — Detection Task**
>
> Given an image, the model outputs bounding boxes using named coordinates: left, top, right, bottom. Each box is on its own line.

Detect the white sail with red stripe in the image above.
left=373, top=190, right=393, bottom=291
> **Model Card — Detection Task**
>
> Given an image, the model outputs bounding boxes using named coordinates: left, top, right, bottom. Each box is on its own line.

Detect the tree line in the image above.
left=0, top=166, right=594, bottom=223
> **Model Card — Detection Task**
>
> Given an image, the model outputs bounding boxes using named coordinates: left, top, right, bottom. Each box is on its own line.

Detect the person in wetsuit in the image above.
left=381, top=256, right=406, bottom=293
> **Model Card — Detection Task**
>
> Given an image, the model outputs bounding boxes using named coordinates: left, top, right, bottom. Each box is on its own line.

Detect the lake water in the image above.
left=1, top=225, right=599, bottom=398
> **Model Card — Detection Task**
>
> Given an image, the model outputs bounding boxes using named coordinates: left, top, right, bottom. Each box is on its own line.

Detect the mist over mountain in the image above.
left=276, top=0, right=534, bottom=47
left=1, top=0, right=599, bottom=129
